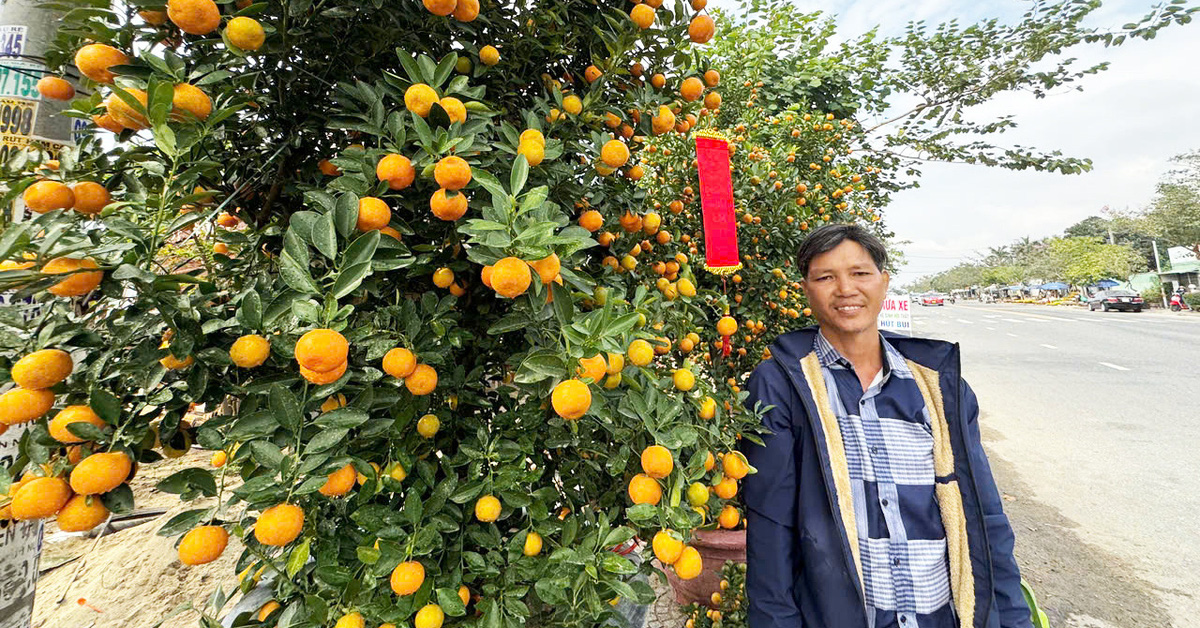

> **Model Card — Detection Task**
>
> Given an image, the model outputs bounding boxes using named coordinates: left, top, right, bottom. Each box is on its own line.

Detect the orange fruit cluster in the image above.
left=295, top=328, right=349, bottom=384
left=382, top=346, right=439, bottom=395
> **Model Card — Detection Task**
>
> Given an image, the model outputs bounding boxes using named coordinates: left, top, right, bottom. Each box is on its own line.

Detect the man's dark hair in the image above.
left=796, top=223, right=888, bottom=279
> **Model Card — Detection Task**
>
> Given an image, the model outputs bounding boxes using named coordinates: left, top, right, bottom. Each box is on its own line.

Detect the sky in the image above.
left=709, top=0, right=1200, bottom=286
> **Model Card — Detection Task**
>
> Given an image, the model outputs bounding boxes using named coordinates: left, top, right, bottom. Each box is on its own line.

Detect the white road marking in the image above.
left=1007, top=333, right=1019, bottom=338
left=986, top=327, right=996, bottom=331
left=1032, top=314, right=1079, bottom=322
left=1002, top=318, right=1026, bottom=324
left=1099, top=362, right=1130, bottom=371
left=1040, top=344, right=1058, bottom=350
left=1078, top=316, right=1149, bottom=325
left=957, top=319, right=974, bottom=324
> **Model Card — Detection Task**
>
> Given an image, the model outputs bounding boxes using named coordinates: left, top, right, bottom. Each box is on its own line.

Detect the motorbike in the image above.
left=1169, top=292, right=1191, bottom=312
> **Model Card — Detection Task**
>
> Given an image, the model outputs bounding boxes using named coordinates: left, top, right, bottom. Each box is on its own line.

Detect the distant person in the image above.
left=740, top=224, right=1032, bottom=628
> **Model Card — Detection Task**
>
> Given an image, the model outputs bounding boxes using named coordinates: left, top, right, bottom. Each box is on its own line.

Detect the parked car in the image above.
left=1088, top=289, right=1144, bottom=312
left=919, top=293, right=945, bottom=306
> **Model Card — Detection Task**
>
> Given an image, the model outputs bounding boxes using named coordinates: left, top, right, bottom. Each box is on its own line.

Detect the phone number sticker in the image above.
left=0, top=60, right=44, bottom=100
left=0, top=97, right=36, bottom=136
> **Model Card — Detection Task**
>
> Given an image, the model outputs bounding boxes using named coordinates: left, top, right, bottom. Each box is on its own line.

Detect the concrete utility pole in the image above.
left=0, top=0, right=78, bottom=224
left=1152, top=239, right=1167, bottom=308
left=0, top=1, right=73, bottom=626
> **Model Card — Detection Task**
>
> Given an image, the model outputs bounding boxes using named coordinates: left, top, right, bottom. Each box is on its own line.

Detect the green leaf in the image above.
left=226, top=411, right=279, bottom=441
left=314, top=408, right=370, bottom=429
left=551, top=282, right=573, bottom=327
left=514, top=351, right=566, bottom=383
left=403, top=490, right=423, bottom=527
left=605, top=312, right=641, bottom=337
left=66, top=422, right=107, bottom=442
left=269, top=385, right=303, bottom=434
left=432, top=52, right=457, bottom=88
left=411, top=113, right=434, bottom=147
left=157, top=508, right=213, bottom=537
left=305, top=190, right=336, bottom=212
left=395, top=49, right=422, bottom=83
left=334, top=193, right=359, bottom=238
left=518, top=186, right=548, bottom=215
left=89, top=389, right=121, bottom=424
left=304, top=428, right=349, bottom=455
left=312, top=211, right=338, bottom=260
left=147, top=78, right=174, bottom=127
left=472, top=169, right=508, bottom=201
left=287, top=537, right=311, bottom=578
left=343, top=230, right=380, bottom=267
left=387, top=111, right=406, bottom=143
left=284, top=226, right=310, bottom=267
left=437, top=587, right=468, bottom=617
left=292, top=299, right=321, bottom=323
left=250, top=439, right=285, bottom=469
left=600, top=552, right=637, bottom=574
left=237, top=291, right=263, bottom=330
left=0, top=221, right=31, bottom=259
left=482, top=598, right=502, bottom=628
left=510, top=155, right=529, bottom=196
left=602, top=526, right=636, bottom=550
left=416, top=55, right=438, bottom=84
left=331, top=262, right=371, bottom=299
left=625, top=504, right=657, bottom=522
left=487, top=313, right=527, bottom=335
left=357, top=546, right=381, bottom=565
left=462, top=219, right=508, bottom=232
left=279, top=251, right=320, bottom=295
left=100, top=484, right=134, bottom=514
left=290, top=211, right=320, bottom=244
left=514, top=221, right=556, bottom=246
left=157, top=468, right=218, bottom=497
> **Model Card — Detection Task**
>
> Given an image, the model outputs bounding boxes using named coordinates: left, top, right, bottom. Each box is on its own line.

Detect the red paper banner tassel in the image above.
left=721, top=335, right=731, bottom=357
left=694, top=131, right=742, bottom=276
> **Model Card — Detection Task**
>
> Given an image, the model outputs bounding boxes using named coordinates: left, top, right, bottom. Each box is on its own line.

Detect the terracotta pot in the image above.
left=663, top=528, right=746, bottom=607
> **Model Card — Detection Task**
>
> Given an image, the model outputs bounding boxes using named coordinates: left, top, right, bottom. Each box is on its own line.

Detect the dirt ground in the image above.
left=32, top=448, right=242, bottom=628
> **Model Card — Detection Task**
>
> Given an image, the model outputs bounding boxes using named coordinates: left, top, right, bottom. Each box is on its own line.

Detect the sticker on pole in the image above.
left=878, top=294, right=912, bottom=335
left=0, top=26, right=27, bottom=58
left=0, top=423, right=44, bottom=628
left=0, top=60, right=43, bottom=101
left=0, top=98, right=37, bottom=137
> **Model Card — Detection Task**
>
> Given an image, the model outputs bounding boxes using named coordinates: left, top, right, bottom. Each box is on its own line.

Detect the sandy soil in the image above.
left=32, top=448, right=243, bottom=628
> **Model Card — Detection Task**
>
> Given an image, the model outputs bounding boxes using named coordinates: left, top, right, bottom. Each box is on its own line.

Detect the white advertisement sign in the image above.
left=1167, top=246, right=1198, bottom=266
left=878, top=295, right=913, bottom=335
left=0, top=423, right=42, bottom=628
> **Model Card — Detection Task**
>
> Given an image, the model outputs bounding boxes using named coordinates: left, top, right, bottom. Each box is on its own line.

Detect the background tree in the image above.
left=1064, top=211, right=1158, bottom=270
left=1044, top=236, right=1148, bottom=286
left=1141, top=150, right=1200, bottom=257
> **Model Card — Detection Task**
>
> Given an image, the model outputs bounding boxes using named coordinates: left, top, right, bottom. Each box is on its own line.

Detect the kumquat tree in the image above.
left=0, top=0, right=1194, bottom=624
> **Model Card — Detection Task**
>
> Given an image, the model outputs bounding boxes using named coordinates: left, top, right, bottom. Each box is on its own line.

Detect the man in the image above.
left=740, top=224, right=1031, bottom=628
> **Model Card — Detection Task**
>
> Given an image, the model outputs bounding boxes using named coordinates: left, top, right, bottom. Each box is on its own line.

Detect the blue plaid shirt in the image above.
left=814, top=331, right=956, bottom=628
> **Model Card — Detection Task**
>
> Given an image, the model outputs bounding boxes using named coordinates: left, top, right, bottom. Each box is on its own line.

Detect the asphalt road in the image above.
left=908, top=301, right=1200, bottom=628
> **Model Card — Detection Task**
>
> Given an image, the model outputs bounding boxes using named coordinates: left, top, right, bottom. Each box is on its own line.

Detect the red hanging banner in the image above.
left=694, top=131, right=741, bottom=275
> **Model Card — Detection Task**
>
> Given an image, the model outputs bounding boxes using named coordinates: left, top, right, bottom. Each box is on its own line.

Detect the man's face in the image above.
left=800, top=240, right=890, bottom=337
